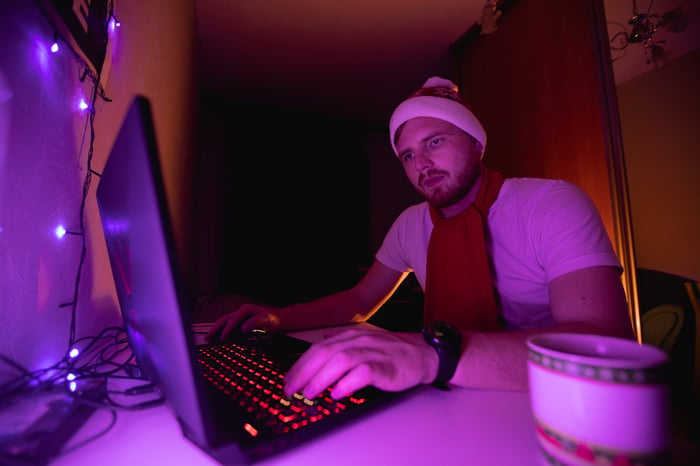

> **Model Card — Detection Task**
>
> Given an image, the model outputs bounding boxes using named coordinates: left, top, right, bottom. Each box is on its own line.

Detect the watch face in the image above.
left=426, top=321, right=461, bottom=348
left=433, top=322, right=448, bottom=338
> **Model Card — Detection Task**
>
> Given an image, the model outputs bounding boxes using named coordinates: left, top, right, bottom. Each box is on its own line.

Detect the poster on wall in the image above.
left=37, top=0, right=110, bottom=76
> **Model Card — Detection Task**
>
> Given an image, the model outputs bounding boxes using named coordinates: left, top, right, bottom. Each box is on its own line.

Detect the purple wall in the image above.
left=0, top=1, right=116, bottom=384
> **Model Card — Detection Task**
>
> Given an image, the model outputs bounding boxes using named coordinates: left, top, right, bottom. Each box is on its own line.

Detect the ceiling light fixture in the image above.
left=609, top=0, right=691, bottom=68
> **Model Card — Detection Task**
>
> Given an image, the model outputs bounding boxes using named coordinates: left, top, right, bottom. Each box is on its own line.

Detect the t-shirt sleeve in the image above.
left=375, top=208, right=416, bottom=274
left=529, top=181, right=622, bottom=281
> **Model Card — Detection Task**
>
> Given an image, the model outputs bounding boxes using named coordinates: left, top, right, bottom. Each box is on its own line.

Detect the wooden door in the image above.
left=450, top=0, right=639, bottom=335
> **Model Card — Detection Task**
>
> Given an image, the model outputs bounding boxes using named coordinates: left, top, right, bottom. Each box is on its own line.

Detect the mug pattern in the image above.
left=528, top=349, right=667, bottom=385
left=535, top=418, right=669, bottom=466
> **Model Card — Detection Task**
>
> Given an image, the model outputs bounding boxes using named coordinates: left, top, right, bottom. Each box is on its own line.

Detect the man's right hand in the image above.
left=205, top=303, right=282, bottom=342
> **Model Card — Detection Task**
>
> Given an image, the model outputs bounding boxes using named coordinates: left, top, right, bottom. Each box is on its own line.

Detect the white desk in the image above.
left=50, top=325, right=698, bottom=466
left=53, top=385, right=539, bottom=466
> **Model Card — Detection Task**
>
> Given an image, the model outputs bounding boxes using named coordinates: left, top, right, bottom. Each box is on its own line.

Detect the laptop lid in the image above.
left=96, top=96, right=241, bottom=458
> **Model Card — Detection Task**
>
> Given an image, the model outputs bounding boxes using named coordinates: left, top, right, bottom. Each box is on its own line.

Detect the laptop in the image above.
left=95, top=96, right=411, bottom=464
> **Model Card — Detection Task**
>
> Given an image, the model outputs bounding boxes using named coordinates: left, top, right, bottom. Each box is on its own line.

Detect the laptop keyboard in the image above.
left=198, top=341, right=368, bottom=437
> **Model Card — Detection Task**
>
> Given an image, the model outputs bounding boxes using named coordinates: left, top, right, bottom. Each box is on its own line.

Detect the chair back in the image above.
left=636, top=268, right=699, bottom=444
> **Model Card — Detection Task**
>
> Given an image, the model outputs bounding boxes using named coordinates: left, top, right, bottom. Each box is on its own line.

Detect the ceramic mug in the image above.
left=526, top=333, right=671, bottom=466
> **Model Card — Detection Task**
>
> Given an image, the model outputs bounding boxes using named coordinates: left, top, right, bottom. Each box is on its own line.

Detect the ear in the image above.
left=474, top=139, right=485, bottom=158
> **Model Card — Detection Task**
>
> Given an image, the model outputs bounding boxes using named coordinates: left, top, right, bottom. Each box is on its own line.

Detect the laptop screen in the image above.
left=96, top=96, right=215, bottom=448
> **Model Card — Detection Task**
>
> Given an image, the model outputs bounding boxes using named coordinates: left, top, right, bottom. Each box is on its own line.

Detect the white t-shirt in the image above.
left=375, top=178, right=622, bottom=330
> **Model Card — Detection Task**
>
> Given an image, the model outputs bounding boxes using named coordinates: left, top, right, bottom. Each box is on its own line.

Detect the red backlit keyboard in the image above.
left=198, top=342, right=367, bottom=436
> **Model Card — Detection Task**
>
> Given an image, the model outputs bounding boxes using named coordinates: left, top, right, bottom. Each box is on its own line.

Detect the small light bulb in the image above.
left=69, top=381, right=77, bottom=392
left=51, top=42, right=59, bottom=53
left=55, top=225, right=67, bottom=239
left=67, top=373, right=76, bottom=381
left=108, top=16, right=121, bottom=34
left=69, top=347, right=79, bottom=358
left=78, top=99, right=89, bottom=111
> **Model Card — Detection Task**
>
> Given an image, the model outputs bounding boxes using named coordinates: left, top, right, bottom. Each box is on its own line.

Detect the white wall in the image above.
left=617, top=48, right=700, bottom=281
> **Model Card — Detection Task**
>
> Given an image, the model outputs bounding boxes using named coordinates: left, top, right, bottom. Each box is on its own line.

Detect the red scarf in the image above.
left=423, top=165, right=505, bottom=331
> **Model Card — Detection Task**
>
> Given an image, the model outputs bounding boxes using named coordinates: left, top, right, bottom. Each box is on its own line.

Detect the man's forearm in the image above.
left=452, top=321, right=625, bottom=391
left=275, top=288, right=376, bottom=332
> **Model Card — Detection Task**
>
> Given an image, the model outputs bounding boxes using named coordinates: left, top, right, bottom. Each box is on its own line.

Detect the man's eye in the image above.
left=401, top=152, right=415, bottom=162
left=429, top=137, right=443, bottom=148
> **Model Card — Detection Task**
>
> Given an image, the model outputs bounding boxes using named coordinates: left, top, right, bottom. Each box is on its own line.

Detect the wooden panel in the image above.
left=451, top=0, right=639, bottom=334
left=452, top=0, right=613, bottom=236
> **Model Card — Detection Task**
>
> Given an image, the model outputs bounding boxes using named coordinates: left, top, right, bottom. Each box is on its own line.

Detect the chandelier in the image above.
left=609, top=0, right=691, bottom=67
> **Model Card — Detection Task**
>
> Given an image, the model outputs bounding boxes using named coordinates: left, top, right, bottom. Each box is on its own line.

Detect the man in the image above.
left=206, top=76, right=634, bottom=399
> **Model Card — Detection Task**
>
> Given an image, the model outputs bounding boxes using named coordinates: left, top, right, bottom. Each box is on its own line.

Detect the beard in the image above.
left=417, top=158, right=482, bottom=208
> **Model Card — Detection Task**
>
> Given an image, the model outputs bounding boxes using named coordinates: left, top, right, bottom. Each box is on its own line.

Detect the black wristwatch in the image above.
left=422, top=321, right=463, bottom=390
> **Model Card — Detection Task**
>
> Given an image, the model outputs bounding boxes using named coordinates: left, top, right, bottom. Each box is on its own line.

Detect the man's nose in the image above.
left=413, top=150, right=432, bottom=171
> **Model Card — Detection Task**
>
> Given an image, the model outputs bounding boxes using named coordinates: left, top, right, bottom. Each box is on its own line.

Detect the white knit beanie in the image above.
left=389, top=76, right=487, bottom=156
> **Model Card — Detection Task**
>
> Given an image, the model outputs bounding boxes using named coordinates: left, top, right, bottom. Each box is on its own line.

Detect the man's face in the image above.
left=395, top=117, right=482, bottom=208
